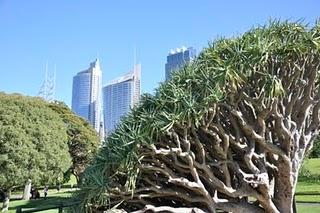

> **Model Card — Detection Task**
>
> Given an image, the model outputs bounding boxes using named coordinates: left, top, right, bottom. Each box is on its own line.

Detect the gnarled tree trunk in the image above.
left=1, top=189, right=10, bottom=212
left=22, top=179, right=31, bottom=200
left=79, top=21, right=320, bottom=213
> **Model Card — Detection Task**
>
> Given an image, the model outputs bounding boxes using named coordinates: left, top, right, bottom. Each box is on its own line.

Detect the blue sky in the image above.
left=0, top=0, right=319, bottom=106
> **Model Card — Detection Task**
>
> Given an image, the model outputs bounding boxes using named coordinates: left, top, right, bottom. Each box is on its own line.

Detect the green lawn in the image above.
left=7, top=175, right=78, bottom=213
left=68, top=175, right=77, bottom=186
left=5, top=161, right=320, bottom=212
left=296, top=194, right=320, bottom=203
left=297, top=203, right=320, bottom=213
left=8, top=190, right=75, bottom=213
left=296, top=182, right=320, bottom=194
left=296, top=158, right=320, bottom=206
left=302, top=158, right=320, bottom=176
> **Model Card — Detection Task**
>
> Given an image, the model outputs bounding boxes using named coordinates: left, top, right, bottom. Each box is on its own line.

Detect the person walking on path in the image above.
left=56, top=183, right=61, bottom=192
left=43, top=186, right=48, bottom=199
left=30, top=187, right=35, bottom=199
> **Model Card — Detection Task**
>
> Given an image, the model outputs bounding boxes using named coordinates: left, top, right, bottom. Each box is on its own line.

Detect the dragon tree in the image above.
left=77, top=21, right=320, bottom=213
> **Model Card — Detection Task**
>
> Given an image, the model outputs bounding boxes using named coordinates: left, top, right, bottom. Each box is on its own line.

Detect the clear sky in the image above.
left=0, top=0, right=319, bottom=106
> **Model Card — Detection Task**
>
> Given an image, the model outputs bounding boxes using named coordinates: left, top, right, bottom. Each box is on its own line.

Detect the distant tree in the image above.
left=76, top=21, right=320, bottom=213
left=310, top=138, right=320, bottom=158
left=48, top=101, right=100, bottom=184
left=0, top=93, right=71, bottom=211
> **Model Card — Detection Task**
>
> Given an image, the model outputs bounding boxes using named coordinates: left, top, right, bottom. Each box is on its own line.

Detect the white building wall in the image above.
left=103, top=64, right=141, bottom=135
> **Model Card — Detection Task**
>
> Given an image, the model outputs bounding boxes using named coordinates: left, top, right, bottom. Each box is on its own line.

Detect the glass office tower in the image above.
left=103, top=64, right=141, bottom=135
left=165, top=46, right=196, bottom=81
left=72, top=59, right=102, bottom=132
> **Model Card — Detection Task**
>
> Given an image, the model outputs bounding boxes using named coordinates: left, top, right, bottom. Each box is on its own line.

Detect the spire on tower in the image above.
left=133, top=46, right=136, bottom=66
left=38, top=62, right=56, bottom=102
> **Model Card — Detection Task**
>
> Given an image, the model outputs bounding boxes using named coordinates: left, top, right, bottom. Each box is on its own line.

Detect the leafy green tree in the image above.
left=48, top=101, right=100, bottom=184
left=310, top=138, right=320, bottom=158
left=77, top=21, right=320, bottom=213
left=0, top=93, right=71, bottom=211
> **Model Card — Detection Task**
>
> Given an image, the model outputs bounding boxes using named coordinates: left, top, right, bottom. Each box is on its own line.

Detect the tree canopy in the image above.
left=310, top=139, right=320, bottom=158
left=0, top=93, right=71, bottom=190
left=48, top=101, right=100, bottom=183
left=77, top=21, right=320, bottom=213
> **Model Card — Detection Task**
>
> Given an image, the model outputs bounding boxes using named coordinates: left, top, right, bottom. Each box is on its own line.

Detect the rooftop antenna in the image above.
left=133, top=45, right=137, bottom=72
left=53, top=64, right=56, bottom=101
left=45, top=61, right=48, bottom=92
left=38, top=61, right=48, bottom=100
left=45, top=61, right=50, bottom=101
left=38, top=61, right=56, bottom=102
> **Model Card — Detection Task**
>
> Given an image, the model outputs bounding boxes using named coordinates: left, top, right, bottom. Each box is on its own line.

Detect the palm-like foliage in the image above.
left=76, top=21, right=320, bottom=213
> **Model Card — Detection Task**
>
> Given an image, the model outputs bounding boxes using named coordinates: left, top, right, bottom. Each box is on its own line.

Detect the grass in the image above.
left=6, top=175, right=78, bottom=213
left=296, top=195, right=320, bottom=202
left=8, top=190, right=75, bottom=213
left=11, top=174, right=78, bottom=198
left=302, top=158, right=320, bottom=176
left=298, top=158, right=320, bottom=184
left=296, top=158, right=320, bottom=205
left=296, top=158, right=320, bottom=213
left=68, top=175, right=77, bottom=186
left=296, top=182, right=320, bottom=194
left=297, top=203, right=320, bottom=213
left=5, top=161, right=320, bottom=212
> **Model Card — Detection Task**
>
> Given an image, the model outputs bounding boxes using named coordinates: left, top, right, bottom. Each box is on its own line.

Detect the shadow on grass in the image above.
left=9, top=194, right=77, bottom=211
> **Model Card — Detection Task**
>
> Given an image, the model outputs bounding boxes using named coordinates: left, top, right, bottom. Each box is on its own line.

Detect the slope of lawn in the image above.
left=8, top=190, right=75, bottom=213
left=297, top=203, right=320, bottom=213
left=5, top=161, right=319, bottom=212
left=296, top=158, right=320, bottom=204
left=6, top=175, right=78, bottom=213
left=304, top=158, right=320, bottom=175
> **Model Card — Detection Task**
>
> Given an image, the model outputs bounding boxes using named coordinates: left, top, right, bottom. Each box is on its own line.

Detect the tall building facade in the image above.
left=165, top=46, right=196, bottom=81
left=72, top=59, right=102, bottom=132
left=103, top=64, right=141, bottom=135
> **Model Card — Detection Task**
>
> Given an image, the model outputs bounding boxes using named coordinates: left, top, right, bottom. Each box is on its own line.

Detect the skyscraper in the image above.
left=72, top=59, right=102, bottom=132
left=165, top=46, right=196, bottom=81
left=103, top=64, right=141, bottom=135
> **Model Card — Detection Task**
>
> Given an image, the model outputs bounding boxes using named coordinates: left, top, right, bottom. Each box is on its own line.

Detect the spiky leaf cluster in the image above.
left=77, top=21, right=320, bottom=213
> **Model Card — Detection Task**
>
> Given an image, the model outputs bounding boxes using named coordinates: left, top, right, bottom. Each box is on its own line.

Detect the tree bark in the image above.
left=293, top=196, right=297, bottom=213
left=1, top=189, right=11, bottom=212
left=131, top=205, right=206, bottom=213
left=22, top=179, right=31, bottom=200
left=274, top=159, right=294, bottom=213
